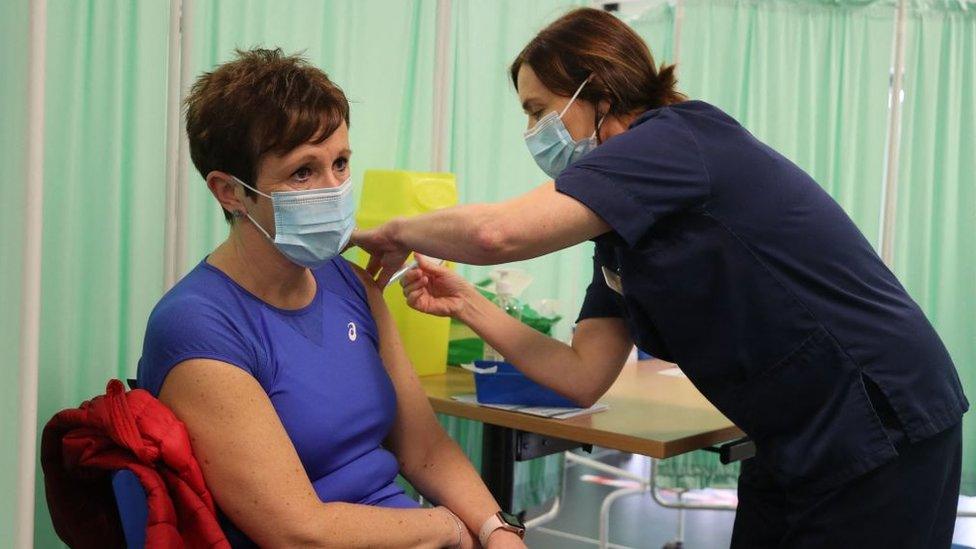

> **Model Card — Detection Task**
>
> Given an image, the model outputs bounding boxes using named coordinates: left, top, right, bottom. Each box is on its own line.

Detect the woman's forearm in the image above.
left=455, top=289, right=615, bottom=406
left=401, top=432, right=501, bottom=536
left=296, top=503, right=457, bottom=549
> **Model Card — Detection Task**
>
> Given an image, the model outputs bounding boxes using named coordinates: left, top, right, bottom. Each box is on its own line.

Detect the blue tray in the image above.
left=473, top=360, right=579, bottom=408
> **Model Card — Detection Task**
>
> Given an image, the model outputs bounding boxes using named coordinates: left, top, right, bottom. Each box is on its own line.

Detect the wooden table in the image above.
left=419, top=359, right=745, bottom=511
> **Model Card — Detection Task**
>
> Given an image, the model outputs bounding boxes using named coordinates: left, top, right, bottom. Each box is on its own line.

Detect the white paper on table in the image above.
left=458, top=362, right=497, bottom=374
left=451, top=394, right=608, bottom=419
left=657, top=367, right=686, bottom=378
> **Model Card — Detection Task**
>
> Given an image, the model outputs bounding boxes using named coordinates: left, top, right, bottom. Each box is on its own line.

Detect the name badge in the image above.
left=601, top=266, right=624, bottom=295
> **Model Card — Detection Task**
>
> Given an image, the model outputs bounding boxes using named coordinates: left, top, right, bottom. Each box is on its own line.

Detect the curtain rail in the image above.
left=16, top=0, right=47, bottom=546
left=432, top=0, right=453, bottom=172
left=879, top=0, right=908, bottom=265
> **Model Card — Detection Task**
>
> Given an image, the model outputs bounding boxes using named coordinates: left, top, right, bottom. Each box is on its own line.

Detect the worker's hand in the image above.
left=401, top=255, right=477, bottom=318
left=352, top=223, right=411, bottom=287
left=485, top=531, right=527, bottom=549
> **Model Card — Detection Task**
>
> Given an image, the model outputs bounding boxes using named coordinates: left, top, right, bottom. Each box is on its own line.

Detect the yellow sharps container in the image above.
left=355, top=170, right=458, bottom=376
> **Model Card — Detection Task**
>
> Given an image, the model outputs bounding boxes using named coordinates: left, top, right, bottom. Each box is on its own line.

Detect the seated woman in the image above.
left=137, top=48, right=525, bottom=549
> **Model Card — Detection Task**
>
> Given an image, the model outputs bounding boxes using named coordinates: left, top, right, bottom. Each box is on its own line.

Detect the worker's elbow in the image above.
left=572, top=385, right=607, bottom=409
left=473, top=224, right=514, bottom=263
left=572, top=392, right=599, bottom=409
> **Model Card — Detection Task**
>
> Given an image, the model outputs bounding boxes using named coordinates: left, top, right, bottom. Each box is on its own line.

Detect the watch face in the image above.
left=499, top=511, right=524, bottom=529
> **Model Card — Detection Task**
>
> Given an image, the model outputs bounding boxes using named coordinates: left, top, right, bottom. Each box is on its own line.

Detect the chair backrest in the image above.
left=112, top=469, right=148, bottom=549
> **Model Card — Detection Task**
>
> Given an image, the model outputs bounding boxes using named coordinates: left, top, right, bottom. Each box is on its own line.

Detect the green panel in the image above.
left=33, top=1, right=170, bottom=546
left=0, top=0, right=30, bottom=541
left=655, top=450, right=740, bottom=490
left=623, top=0, right=676, bottom=66
left=894, top=4, right=976, bottom=495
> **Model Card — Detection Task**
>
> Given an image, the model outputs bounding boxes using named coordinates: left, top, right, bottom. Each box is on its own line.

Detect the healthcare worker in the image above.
left=353, top=8, right=968, bottom=548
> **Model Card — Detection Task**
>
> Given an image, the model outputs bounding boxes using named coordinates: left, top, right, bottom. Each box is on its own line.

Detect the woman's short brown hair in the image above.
left=510, top=8, right=684, bottom=121
left=185, top=48, right=349, bottom=221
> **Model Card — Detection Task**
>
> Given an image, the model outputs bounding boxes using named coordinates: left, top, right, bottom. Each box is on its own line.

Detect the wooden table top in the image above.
left=419, top=359, right=744, bottom=459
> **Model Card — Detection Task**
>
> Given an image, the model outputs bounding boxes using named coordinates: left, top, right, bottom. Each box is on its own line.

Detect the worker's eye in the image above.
left=333, top=156, right=349, bottom=172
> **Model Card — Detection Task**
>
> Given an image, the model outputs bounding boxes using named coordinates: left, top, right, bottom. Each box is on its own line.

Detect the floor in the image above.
left=520, top=449, right=976, bottom=549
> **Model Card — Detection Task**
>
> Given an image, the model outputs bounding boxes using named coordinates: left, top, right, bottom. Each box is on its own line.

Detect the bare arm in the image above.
left=459, top=291, right=633, bottom=407
left=159, top=360, right=460, bottom=549
left=402, top=257, right=634, bottom=408
left=355, top=182, right=610, bottom=286
left=351, top=267, right=524, bottom=549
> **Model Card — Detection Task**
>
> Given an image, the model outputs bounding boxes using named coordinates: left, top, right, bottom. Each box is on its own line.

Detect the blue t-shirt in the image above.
left=137, top=257, right=417, bottom=545
left=557, top=100, right=968, bottom=491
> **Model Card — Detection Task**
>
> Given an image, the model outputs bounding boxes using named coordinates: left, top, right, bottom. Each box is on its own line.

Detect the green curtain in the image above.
left=29, top=2, right=172, bottom=547
left=893, top=2, right=976, bottom=494
left=625, top=0, right=676, bottom=65
left=0, top=0, right=31, bottom=541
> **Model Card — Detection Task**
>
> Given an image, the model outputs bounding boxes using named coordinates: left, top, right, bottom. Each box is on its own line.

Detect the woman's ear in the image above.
left=207, top=171, right=247, bottom=218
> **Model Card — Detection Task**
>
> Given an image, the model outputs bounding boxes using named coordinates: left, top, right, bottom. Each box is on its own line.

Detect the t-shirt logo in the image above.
left=347, top=322, right=357, bottom=342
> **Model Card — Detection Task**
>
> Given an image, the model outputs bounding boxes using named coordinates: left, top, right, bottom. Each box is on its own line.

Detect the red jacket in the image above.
left=41, top=379, right=230, bottom=549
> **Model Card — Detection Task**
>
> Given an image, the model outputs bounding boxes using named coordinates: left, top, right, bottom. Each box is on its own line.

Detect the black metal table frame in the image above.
left=479, top=423, right=755, bottom=513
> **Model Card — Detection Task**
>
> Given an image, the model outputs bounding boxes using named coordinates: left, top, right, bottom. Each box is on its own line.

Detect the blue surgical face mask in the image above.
left=232, top=175, right=356, bottom=270
left=524, top=77, right=607, bottom=179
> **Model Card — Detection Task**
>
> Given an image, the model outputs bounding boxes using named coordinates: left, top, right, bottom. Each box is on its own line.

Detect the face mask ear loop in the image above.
left=558, top=74, right=594, bottom=119
left=230, top=175, right=275, bottom=241
left=592, top=110, right=610, bottom=142
left=244, top=211, right=275, bottom=241
left=231, top=175, right=272, bottom=199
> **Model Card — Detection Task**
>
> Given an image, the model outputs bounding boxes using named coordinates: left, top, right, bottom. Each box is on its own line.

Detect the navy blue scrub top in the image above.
left=556, top=100, right=968, bottom=492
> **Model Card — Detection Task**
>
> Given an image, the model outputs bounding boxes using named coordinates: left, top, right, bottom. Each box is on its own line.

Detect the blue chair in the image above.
left=114, top=379, right=147, bottom=548
left=112, top=469, right=148, bottom=549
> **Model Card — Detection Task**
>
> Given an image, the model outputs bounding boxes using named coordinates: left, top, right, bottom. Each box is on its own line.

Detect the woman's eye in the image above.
left=293, top=166, right=313, bottom=182
left=334, top=157, right=349, bottom=172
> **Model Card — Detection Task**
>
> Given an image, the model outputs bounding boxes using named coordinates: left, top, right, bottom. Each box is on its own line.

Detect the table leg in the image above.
left=481, top=424, right=516, bottom=513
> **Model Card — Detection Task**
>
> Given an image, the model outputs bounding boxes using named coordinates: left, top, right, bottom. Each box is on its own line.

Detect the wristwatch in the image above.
left=479, top=511, right=526, bottom=546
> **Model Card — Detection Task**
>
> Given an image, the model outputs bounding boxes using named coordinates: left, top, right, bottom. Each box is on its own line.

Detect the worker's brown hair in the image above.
left=184, top=48, right=350, bottom=222
left=510, top=8, right=685, bottom=126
